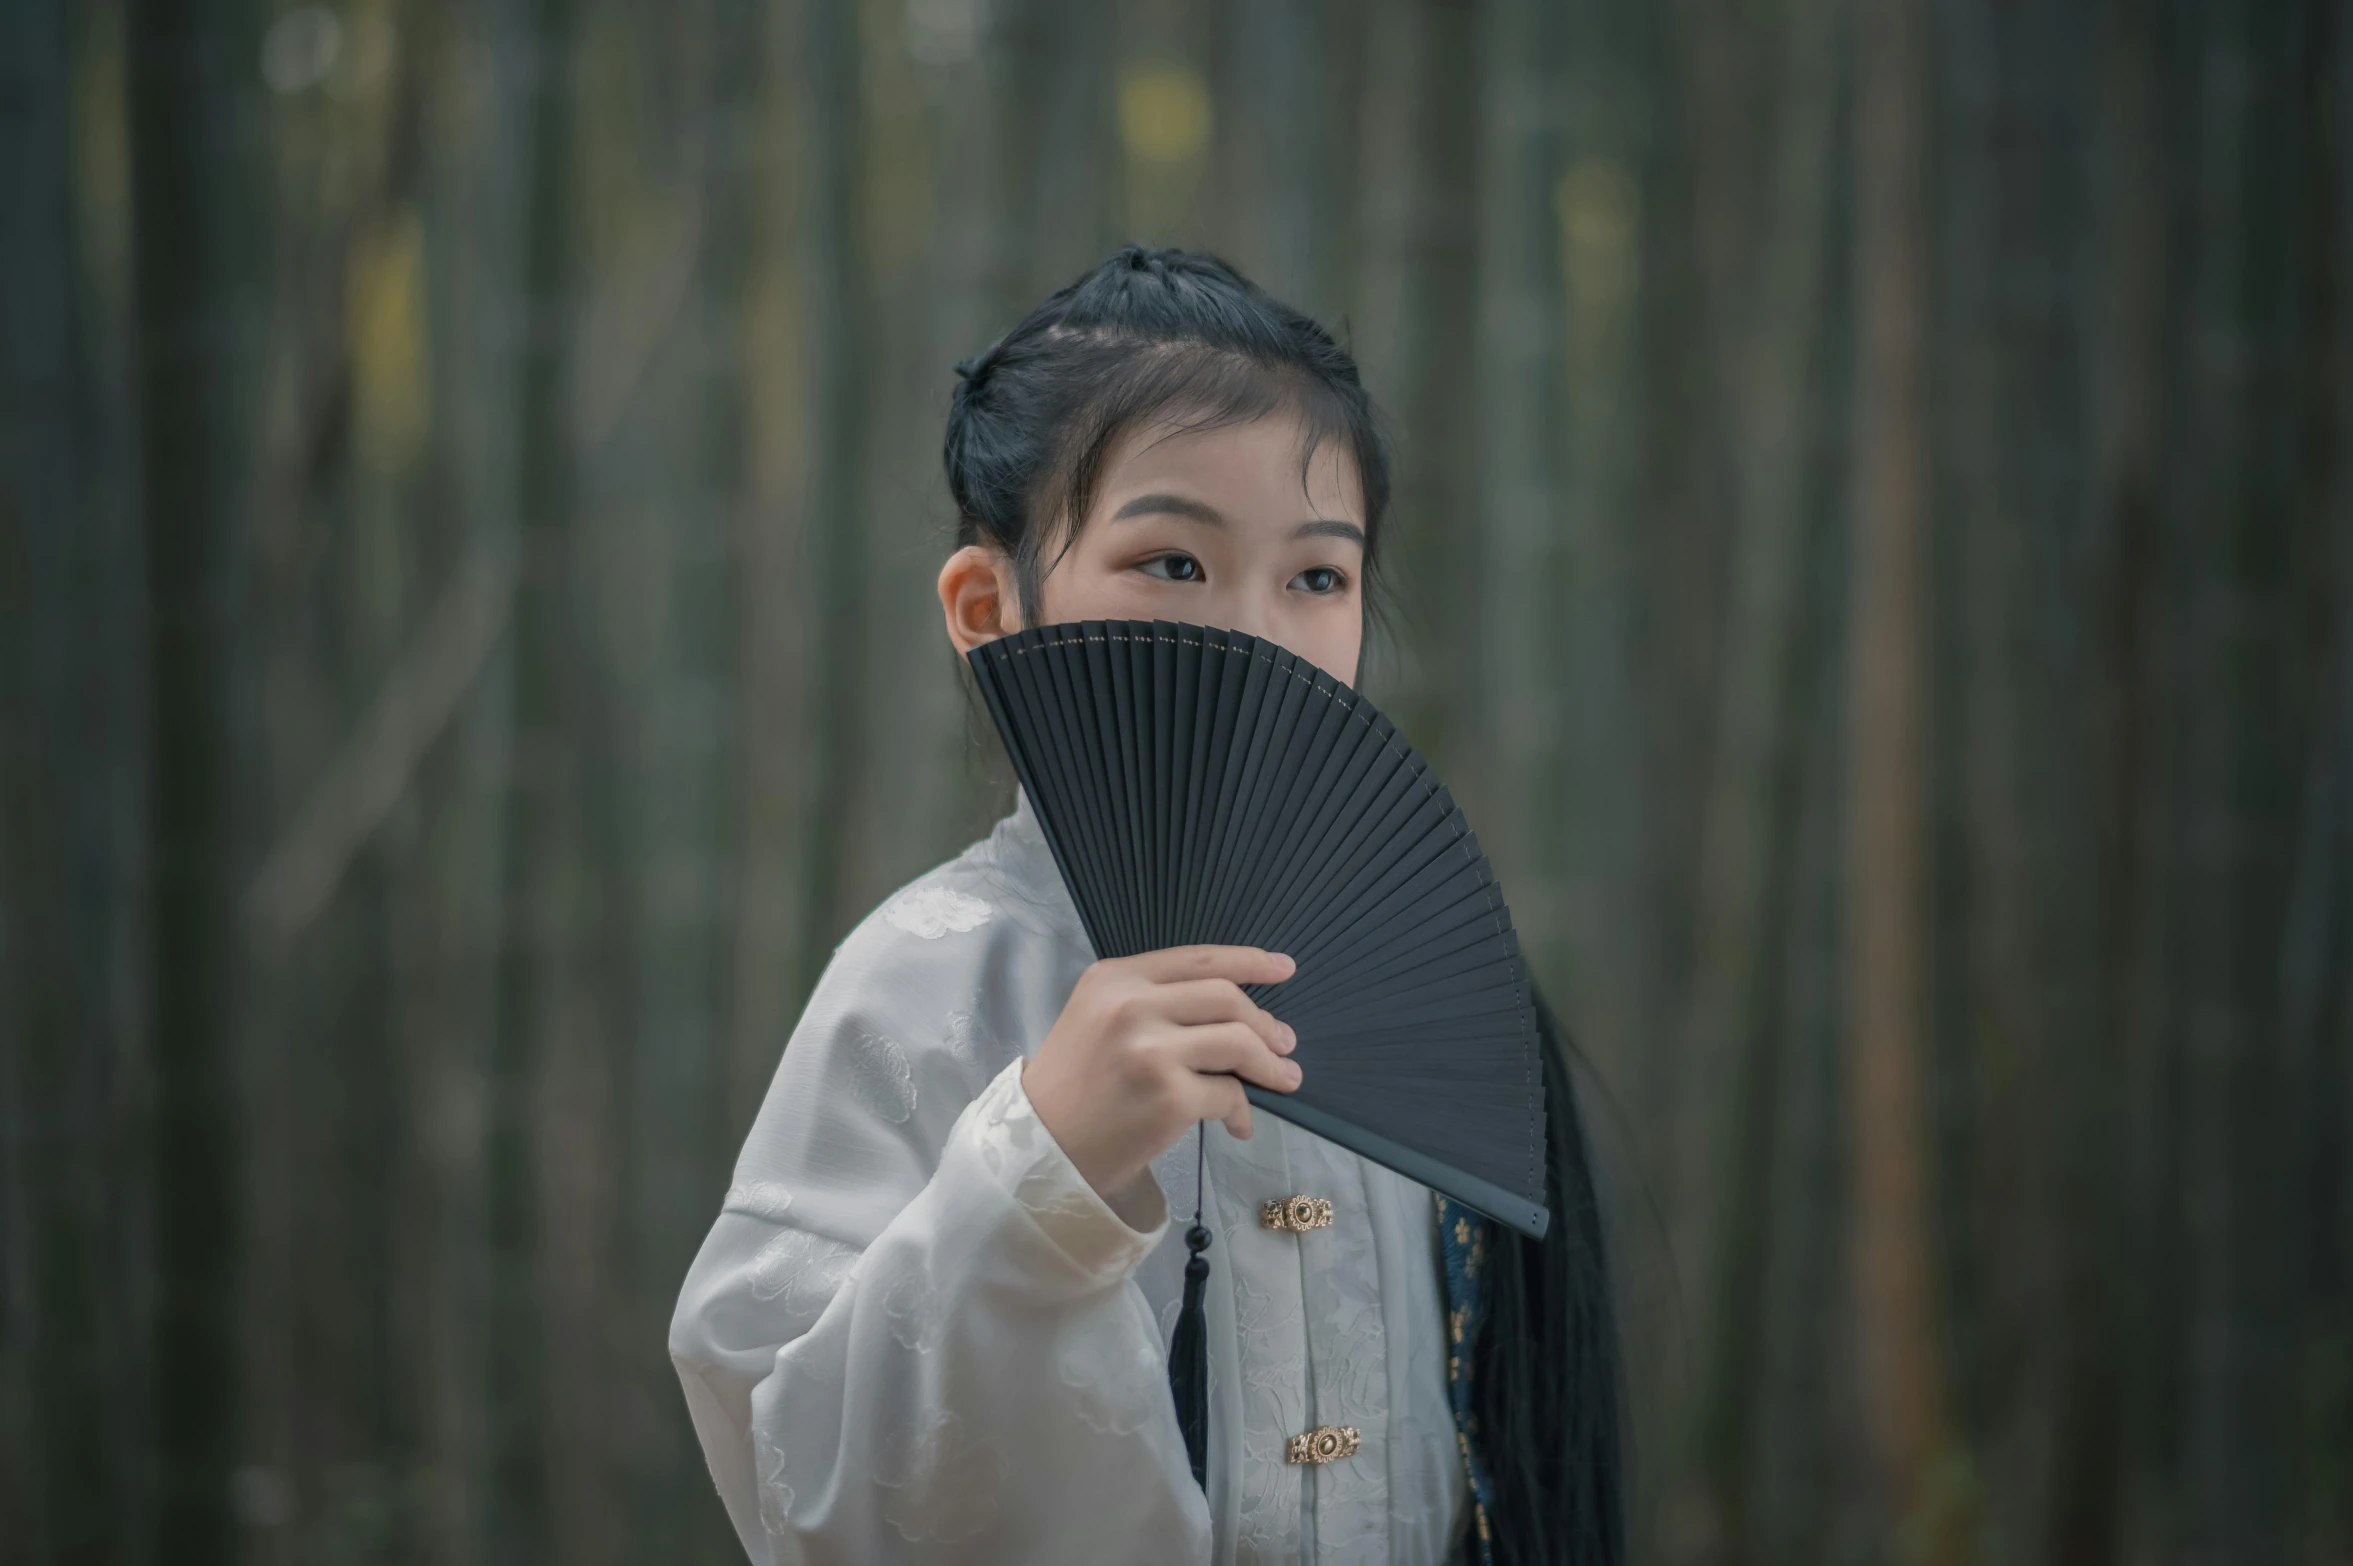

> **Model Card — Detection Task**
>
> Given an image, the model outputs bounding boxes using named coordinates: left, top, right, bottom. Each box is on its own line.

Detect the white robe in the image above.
left=669, top=788, right=1472, bottom=1564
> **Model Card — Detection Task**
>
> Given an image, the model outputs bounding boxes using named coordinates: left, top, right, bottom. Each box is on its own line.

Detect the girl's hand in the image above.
left=1021, top=945, right=1301, bottom=1206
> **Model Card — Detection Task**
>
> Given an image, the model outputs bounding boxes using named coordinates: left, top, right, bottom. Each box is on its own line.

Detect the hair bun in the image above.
left=1118, top=244, right=1173, bottom=281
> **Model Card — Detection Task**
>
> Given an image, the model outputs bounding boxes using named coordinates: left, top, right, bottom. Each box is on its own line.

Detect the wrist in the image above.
left=1100, top=1165, right=1164, bottom=1231
left=1018, top=1056, right=1142, bottom=1202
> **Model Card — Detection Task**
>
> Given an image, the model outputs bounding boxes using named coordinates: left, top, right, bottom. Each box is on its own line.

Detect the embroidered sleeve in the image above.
left=667, top=869, right=1209, bottom=1565
left=959, top=1056, right=1169, bottom=1276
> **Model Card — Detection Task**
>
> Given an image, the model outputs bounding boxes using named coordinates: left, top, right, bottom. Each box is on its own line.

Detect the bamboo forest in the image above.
left=2, top=0, right=2348, bottom=1563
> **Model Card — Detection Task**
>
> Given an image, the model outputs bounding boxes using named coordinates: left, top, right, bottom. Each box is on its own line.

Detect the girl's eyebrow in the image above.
left=1112, top=493, right=1366, bottom=549
left=1112, top=492, right=1226, bottom=525
left=1295, top=518, right=1367, bottom=549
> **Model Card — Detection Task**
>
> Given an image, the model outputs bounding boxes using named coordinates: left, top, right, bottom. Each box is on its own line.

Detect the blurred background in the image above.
left=3, top=0, right=2348, bottom=1563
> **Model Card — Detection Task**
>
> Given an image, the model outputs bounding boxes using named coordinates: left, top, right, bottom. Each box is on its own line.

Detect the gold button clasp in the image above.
left=1285, top=1424, right=1361, bottom=1465
left=1259, top=1194, right=1333, bottom=1232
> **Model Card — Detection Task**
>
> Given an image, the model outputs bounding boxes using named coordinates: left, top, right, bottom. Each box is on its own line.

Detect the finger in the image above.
left=1172, top=1022, right=1302, bottom=1093
left=1150, top=978, right=1295, bottom=1053
left=1181, top=1067, right=1254, bottom=1134
left=1207, top=1078, right=1253, bottom=1141
left=1126, top=944, right=1296, bottom=988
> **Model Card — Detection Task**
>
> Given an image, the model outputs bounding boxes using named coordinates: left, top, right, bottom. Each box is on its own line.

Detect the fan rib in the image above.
left=974, top=646, right=1116, bottom=956
left=997, top=635, right=1128, bottom=955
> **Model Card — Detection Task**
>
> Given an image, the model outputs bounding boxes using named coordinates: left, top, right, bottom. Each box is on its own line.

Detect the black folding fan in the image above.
left=969, top=619, right=1552, bottom=1484
left=968, top=619, right=1551, bottom=1237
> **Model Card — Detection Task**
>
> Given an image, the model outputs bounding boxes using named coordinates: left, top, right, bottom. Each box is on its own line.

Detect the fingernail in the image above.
left=1281, top=1021, right=1298, bottom=1050
left=1285, top=1060, right=1303, bottom=1086
left=1272, top=952, right=1295, bottom=974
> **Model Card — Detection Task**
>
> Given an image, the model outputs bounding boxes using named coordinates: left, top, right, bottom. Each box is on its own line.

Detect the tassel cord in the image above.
left=1167, top=1120, right=1211, bottom=1487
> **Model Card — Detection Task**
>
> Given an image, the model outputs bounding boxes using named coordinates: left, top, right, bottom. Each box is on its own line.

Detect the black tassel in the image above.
left=1167, top=1222, right=1211, bottom=1485
left=1166, top=1122, right=1211, bottom=1486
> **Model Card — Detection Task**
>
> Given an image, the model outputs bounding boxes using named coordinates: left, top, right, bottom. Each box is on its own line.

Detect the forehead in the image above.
left=1089, top=408, right=1367, bottom=521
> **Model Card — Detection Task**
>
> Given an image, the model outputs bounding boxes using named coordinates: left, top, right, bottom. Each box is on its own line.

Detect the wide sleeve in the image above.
left=668, top=872, right=1216, bottom=1565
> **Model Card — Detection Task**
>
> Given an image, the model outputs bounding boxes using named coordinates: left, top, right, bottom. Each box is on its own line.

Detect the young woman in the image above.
left=670, top=246, right=1622, bottom=1565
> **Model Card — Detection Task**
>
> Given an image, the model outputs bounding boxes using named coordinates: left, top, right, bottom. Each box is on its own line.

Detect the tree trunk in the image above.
left=730, top=0, right=813, bottom=1136
left=127, top=0, right=262, bottom=1557
left=1847, top=0, right=1954, bottom=1557
left=1662, top=0, right=1843, bottom=1553
left=792, top=0, right=869, bottom=997
left=617, top=1, right=754, bottom=1549
left=2172, top=4, right=2323, bottom=1560
left=1472, top=0, right=1564, bottom=941
left=488, top=0, right=580, bottom=1554
left=0, top=2, right=148, bottom=1560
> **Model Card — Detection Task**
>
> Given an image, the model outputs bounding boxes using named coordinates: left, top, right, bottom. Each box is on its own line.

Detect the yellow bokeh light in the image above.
left=347, top=209, right=428, bottom=474
left=1119, top=64, right=1211, bottom=166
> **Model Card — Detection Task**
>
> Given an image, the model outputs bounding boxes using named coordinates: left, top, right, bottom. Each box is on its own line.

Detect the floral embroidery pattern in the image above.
left=882, top=1269, right=947, bottom=1352
left=884, top=884, right=994, bottom=939
left=723, top=1180, right=795, bottom=1221
left=875, top=1410, right=1000, bottom=1543
left=1011, top=1163, right=1107, bottom=1226
left=748, top=1228, right=858, bottom=1320
left=754, top=1423, right=795, bottom=1537
left=941, top=1007, right=998, bottom=1068
left=848, top=1030, right=916, bottom=1123
left=961, top=1061, right=1038, bottom=1183
left=747, top=1228, right=810, bottom=1302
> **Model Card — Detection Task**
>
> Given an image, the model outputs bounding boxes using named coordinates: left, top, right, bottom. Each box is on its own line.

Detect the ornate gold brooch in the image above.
left=1258, top=1194, right=1334, bottom=1232
left=1285, top=1425, right=1362, bottom=1465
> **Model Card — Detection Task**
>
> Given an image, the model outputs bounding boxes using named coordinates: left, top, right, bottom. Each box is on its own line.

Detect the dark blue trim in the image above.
left=1437, top=1195, right=1496, bottom=1566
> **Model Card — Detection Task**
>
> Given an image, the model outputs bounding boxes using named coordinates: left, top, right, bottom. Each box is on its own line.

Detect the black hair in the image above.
left=945, top=246, right=1624, bottom=1566
left=942, top=244, right=1391, bottom=625
left=1466, top=989, right=1627, bottom=1566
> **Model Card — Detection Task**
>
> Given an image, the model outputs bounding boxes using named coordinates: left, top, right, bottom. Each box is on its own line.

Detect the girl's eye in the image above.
left=1292, top=566, right=1347, bottom=595
left=1139, top=553, right=1203, bottom=584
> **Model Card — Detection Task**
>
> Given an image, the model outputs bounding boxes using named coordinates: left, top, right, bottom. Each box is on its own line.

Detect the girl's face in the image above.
left=939, top=408, right=1368, bottom=685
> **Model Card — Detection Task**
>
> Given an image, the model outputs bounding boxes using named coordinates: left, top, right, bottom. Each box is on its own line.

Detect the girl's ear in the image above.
left=938, top=544, right=1025, bottom=655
